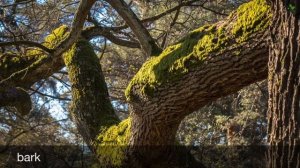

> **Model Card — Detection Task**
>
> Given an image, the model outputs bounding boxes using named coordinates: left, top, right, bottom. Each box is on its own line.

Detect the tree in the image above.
left=0, top=0, right=299, bottom=167
left=267, top=0, right=300, bottom=167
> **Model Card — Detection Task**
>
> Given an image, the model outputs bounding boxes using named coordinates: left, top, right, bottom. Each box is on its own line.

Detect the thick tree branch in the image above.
left=63, top=40, right=119, bottom=150
left=21, top=0, right=96, bottom=86
left=126, top=0, right=271, bottom=146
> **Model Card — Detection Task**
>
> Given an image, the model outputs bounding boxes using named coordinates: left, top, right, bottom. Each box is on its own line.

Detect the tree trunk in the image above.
left=268, top=0, right=300, bottom=167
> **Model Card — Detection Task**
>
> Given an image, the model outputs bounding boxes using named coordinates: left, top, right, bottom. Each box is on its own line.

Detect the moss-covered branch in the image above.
left=0, top=25, right=69, bottom=86
left=63, top=39, right=131, bottom=166
left=0, top=26, right=69, bottom=115
left=125, top=0, right=270, bottom=102
left=126, top=0, right=271, bottom=154
left=63, top=39, right=119, bottom=139
left=95, top=118, right=131, bottom=167
left=0, top=0, right=96, bottom=88
left=0, top=0, right=272, bottom=167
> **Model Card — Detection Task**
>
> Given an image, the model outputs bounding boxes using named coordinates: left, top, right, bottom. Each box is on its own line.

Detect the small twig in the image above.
left=99, top=38, right=107, bottom=60
left=29, top=88, right=71, bottom=101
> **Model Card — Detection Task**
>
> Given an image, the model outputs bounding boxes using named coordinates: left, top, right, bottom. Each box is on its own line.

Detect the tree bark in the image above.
left=127, top=0, right=269, bottom=145
left=267, top=0, right=300, bottom=167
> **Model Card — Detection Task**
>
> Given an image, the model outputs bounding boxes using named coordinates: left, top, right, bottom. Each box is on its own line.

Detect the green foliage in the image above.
left=216, top=111, right=260, bottom=129
left=288, top=4, right=296, bottom=14
left=215, top=115, right=230, bottom=128
left=125, top=0, right=270, bottom=101
left=95, top=118, right=131, bottom=167
left=177, top=81, right=268, bottom=166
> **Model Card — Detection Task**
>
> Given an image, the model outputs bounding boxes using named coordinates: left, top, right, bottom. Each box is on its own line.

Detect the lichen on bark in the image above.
left=125, top=0, right=270, bottom=101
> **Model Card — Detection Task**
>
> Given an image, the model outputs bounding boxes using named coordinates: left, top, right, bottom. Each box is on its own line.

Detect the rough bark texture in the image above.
left=126, top=0, right=270, bottom=149
left=268, top=0, right=300, bottom=167
left=62, top=40, right=132, bottom=167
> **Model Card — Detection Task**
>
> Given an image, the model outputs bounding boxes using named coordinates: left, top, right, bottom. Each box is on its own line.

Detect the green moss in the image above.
left=231, top=0, right=270, bottom=42
left=44, top=25, right=69, bottom=49
left=27, top=25, right=69, bottom=57
left=63, top=39, right=131, bottom=166
left=95, top=118, right=131, bottom=167
left=64, top=39, right=120, bottom=132
left=125, top=25, right=216, bottom=100
left=125, top=0, right=270, bottom=101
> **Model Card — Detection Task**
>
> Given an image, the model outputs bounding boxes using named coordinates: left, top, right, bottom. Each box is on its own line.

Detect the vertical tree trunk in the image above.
left=268, top=1, right=300, bottom=167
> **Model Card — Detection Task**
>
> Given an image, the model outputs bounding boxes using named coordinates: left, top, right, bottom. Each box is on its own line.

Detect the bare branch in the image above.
left=52, top=0, right=96, bottom=57
left=104, top=0, right=162, bottom=56
left=82, top=26, right=140, bottom=48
